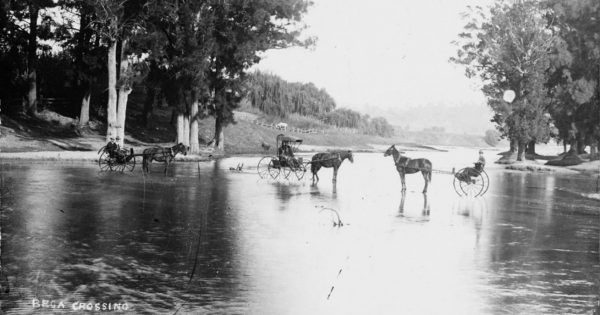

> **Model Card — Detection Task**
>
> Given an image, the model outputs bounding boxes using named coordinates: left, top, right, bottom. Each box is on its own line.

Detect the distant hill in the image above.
left=353, top=103, right=495, bottom=135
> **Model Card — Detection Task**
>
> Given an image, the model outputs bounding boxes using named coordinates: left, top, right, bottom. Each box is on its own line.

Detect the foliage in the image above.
left=544, top=0, right=600, bottom=152
left=248, top=71, right=336, bottom=117
left=484, top=129, right=501, bottom=146
left=451, top=0, right=558, bottom=158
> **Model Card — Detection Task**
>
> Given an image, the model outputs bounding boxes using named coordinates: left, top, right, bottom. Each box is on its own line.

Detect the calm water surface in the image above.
left=0, top=150, right=599, bottom=314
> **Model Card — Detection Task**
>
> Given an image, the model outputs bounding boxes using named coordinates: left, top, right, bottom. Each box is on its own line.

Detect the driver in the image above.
left=278, top=140, right=295, bottom=166
left=474, top=149, right=485, bottom=171
left=106, top=137, right=119, bottom=158
left=279, top=140, right=293, bottom=157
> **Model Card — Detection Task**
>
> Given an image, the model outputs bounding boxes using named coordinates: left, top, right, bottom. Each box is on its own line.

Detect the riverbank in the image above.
left=0, top=109, right=484, bottom=159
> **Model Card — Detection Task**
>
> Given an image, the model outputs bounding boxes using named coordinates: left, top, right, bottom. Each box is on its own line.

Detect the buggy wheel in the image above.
left=282, top=167, right=292, bottom=180
left=268, top=159, right=280, bottom=179
left=124, top=155, right=136, bottom=172
left=257, top=156, right=272, bottom=179
left=115, top=161, right=126, bottom=172
left=98, top=151, right=113, bottom=171
left=457, top=167, right=485, bottom=197
left=294, top=163, right=307, bottom=180
left=480, top=170, right=490, bottom=196
left=453, top=173, right=464, bottom=196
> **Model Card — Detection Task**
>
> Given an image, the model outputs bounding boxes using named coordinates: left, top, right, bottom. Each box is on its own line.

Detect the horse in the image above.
left=384, top=144, right=432, bottom=194
left=310, top=150, right=354, bottom=184
left=142, top=143, right=188, bottom=175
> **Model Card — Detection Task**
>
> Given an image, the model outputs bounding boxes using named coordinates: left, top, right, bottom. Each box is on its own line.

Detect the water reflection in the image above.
left=0, top=154, right=598, bottom=314
left=398, top=192, right=430, bottom=218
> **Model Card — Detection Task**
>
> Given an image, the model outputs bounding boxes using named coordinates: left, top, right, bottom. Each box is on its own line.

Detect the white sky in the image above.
left=255, top=0, right=491, bottom=111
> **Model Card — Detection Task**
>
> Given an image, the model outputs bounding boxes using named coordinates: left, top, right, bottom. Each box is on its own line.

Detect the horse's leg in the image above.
left=144, top=156, right=151, bottom=173
left=312, top=165, right=320, bottom=184
left=421, top=170, right=429, bottom=194
left=400, top=171, right=406, bottom=192
left=332, top=166, right=338, bottom=185
left=164, top=160, right=169, bottom=176
left=399, top=190, right=406, bottom=214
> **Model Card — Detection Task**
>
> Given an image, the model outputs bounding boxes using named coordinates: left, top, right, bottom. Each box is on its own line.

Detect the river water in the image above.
left=0, top=150, right=599, bottom=314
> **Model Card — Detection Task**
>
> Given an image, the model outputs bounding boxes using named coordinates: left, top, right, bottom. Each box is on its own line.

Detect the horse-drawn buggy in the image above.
left=257, top=134, right=307, bottom=180
left=98, top=144, right=136, bottom=172
left=98, top=139, right=188, bottom=174
left=384, top=144, right=490, bottom=197
left=257, top=134, right=354, bottom=183
left=452, top=164, right=489, bottom=197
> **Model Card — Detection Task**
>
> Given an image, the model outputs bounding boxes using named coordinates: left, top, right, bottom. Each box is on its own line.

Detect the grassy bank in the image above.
left=0, top=108, right=490, bottom=158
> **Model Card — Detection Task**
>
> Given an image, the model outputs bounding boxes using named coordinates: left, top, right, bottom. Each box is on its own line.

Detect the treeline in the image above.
left=452, top=0, right=600, bottom=160
left=247, top=71, right=394, bottom=137
left=0, top=0, right=312, bottom=152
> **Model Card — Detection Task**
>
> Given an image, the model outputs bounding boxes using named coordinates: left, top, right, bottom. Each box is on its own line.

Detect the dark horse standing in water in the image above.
left=311, top=150, right=354, bottom=184
left=384, top=145, right=432, bottom=193
left=142, top=143, right=188, bottom=175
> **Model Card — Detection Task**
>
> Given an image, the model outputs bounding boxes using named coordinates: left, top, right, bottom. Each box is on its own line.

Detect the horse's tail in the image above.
left=427, top=162, right=433, bottom=182
left=311, top=162, right=316, bottom=175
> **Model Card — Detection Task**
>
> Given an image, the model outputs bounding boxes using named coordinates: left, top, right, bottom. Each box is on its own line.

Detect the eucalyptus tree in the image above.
left=90, top=0, right=148, bottom=145
left=451, top=0, right=557, bottom=160
left=545, top=0, right=600, bottom=155
left=144, top=0, right=213, bottom=153
left=1, top=0, right=58, bottom=114
left=205, top=0, right=313, bottom=150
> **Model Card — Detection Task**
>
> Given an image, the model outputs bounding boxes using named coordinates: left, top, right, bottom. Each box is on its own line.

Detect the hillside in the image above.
left=0, top=108, right=490, bottom=156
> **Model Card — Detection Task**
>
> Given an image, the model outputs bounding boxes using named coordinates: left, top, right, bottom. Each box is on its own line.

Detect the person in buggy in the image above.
left=455, top=150, right=486, bottom=183
left=105, top=136, right=133, bottom=162
left=278, top=139, right=297, bottom=167
left=474, top=149, right=485, bottom=171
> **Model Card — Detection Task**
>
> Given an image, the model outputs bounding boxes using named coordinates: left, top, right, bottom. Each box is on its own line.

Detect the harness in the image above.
left=394, top=153, right=410, bottom=169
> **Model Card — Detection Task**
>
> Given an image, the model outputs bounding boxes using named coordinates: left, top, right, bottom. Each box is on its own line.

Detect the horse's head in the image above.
left=175, top=143, right=188, bottom=156
left=384, top=145, right=396, bottom=157
left=347, top=150, right=354, bottom=163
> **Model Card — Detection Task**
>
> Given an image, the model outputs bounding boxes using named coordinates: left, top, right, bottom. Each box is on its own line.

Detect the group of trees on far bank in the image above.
left=452, top=0, right=600, bottom=161
left=247, top=71, right=394, bottom=137
left=0, top=0, right=312, bottom=152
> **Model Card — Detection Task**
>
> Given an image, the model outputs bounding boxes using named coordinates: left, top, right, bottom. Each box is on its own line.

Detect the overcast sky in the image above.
left=254, top=0, right=492, bottom=111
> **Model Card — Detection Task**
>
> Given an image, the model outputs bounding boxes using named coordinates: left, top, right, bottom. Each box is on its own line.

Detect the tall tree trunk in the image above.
left=176, top=113, right=185, bottom=144
left=76, top=9, right=90, bottom=127
left=106, top=40, right=118, bottom=142
left=170, top=108, right=177, bottom=126
left=143, top=87, right=155, bottom=127
left=509, top=138, right=517, bottom=152
left=183, top=115, right=190, bottom=147
left=79, top=88, right=91, bottom=126
left=568, top=138, right=578, bottom=154
left=214, top=114, right=225, bottom=151
left=189, top=99, right=199, bottom=154
left=26, top=4, right=39, bottom=115
left=590, top=142, right=597, bottom=158
left=516, top=142, right=526, bottom=161
left=563, top=140, right=567, bottom=154
left=116, top=44, right=131, bottom=147
left=526, top=140, right=536, bottom=155
left=576, top=139, right=586, bottom=154
left=116, top=87, right=131, bottom=147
